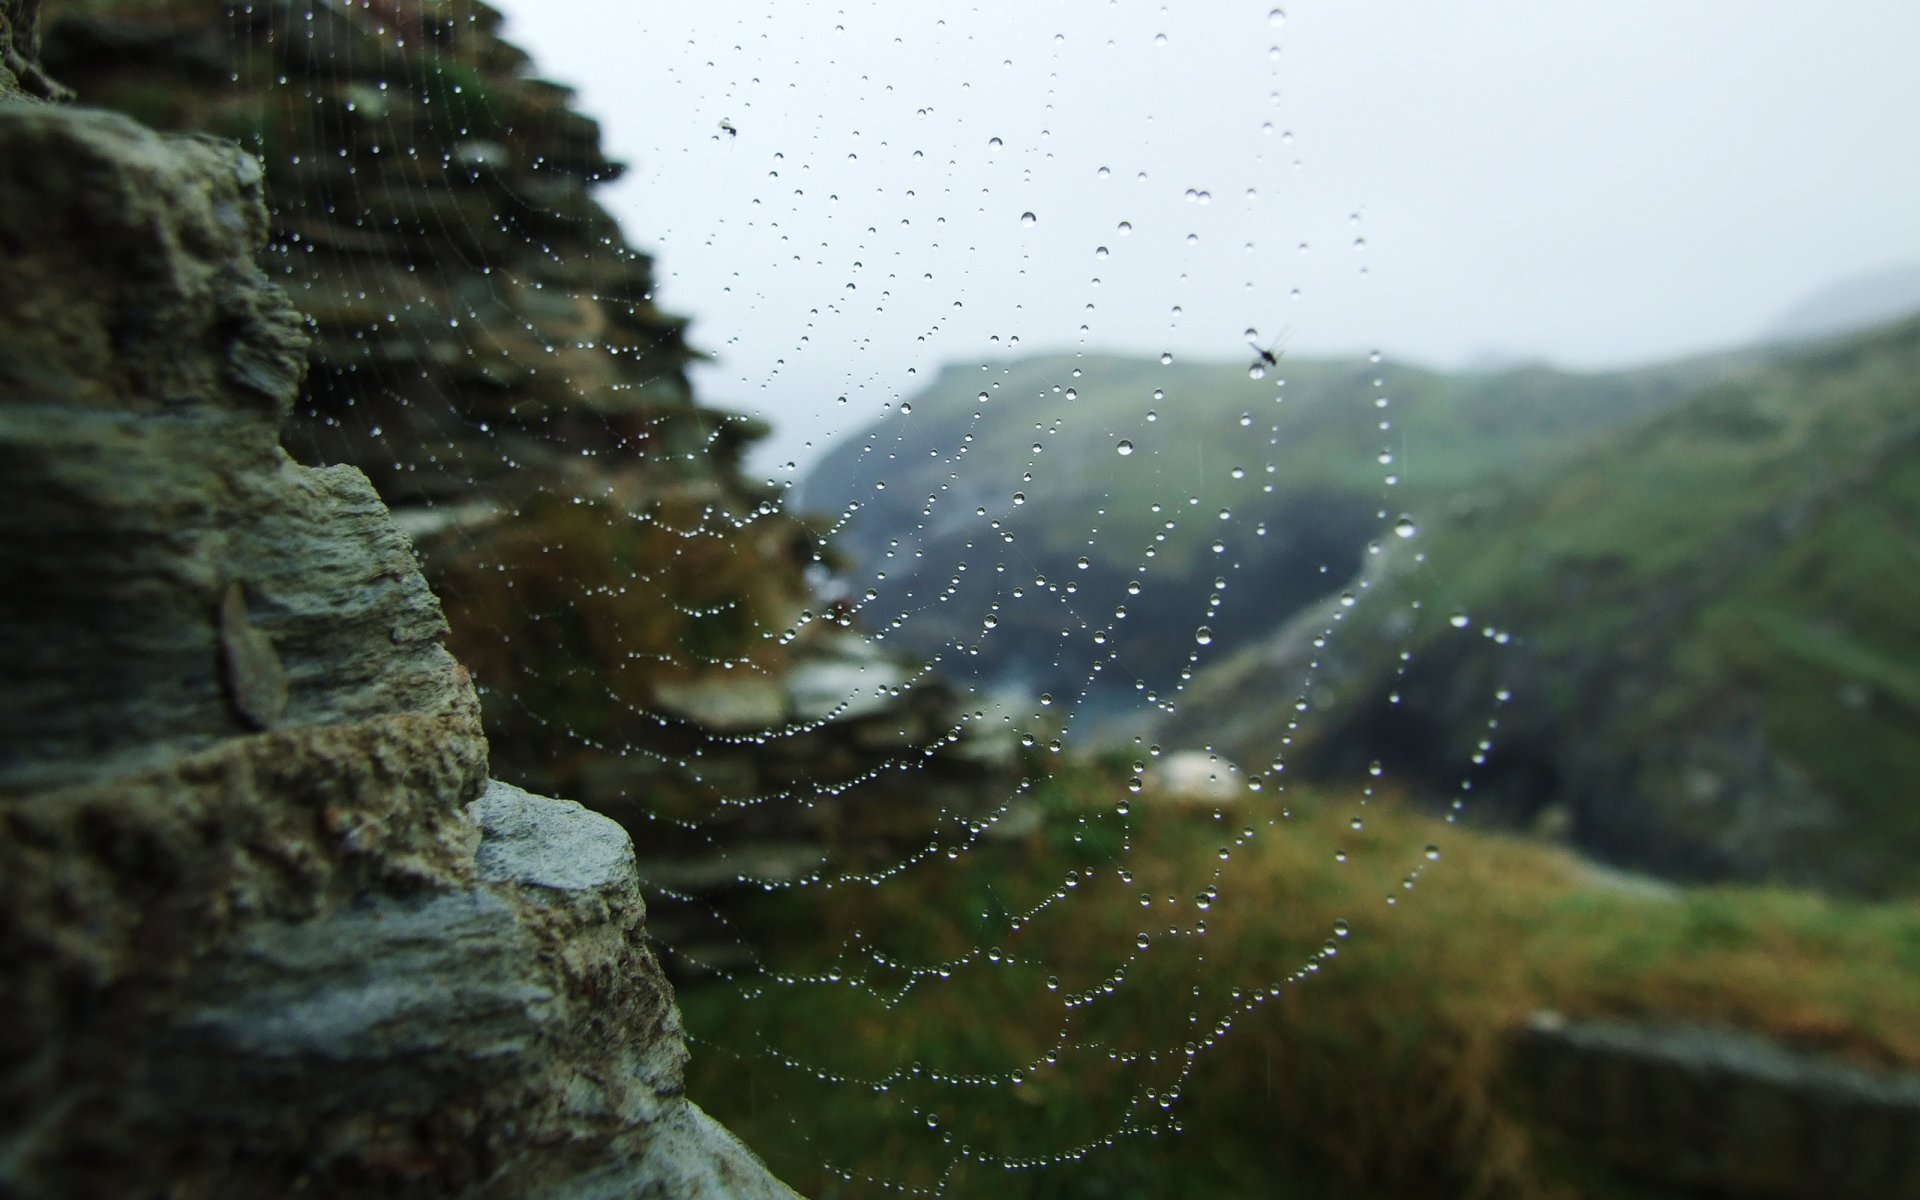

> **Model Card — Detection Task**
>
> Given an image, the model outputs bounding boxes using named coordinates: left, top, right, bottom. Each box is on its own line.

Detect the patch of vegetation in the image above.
left=682, top=760, right=1920, bottom=1198
left=425, top=482, right=806, bottom=748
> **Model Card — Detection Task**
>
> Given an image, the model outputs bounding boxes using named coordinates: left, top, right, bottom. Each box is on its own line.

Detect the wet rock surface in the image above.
left=39, top=0, right=1018, bottom=973
left=0, top=86, right=796, bottom=1198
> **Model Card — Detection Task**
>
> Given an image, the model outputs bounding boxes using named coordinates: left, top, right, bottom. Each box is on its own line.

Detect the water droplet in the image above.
left=988, top=136, right=1004, bottom=150
left=1136, top=933, right=1151, bottom=950
left=1194, top=627, right=1213, bottom=646
left=1116, top=440, right=1134, bottom=456
left=1449, top=613, right=1471, bottom=629
left=1425, top=844, right=1441, bottom=861
left=1394, top=516, right=1417, bottom=538
left=1020, top=211, right=1037, bottom=227
left=1268, top=7, right=1287, bottom=26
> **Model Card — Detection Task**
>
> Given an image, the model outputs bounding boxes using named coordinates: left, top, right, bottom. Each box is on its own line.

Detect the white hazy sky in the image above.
left=487, top=1, right=1920, bottom=473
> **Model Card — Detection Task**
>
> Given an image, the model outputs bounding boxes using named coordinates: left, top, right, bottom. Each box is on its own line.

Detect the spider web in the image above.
left=43, top=1, right=1503, bottom=1193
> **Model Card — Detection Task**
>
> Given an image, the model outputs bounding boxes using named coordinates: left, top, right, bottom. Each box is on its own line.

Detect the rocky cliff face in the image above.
left=0, top=59, right=797, bottom=1200
left=38, top=0, right=1016, bottom=969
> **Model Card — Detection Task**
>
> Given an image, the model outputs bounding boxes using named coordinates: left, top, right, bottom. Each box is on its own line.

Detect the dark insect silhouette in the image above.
left=1245, top=326, right=1288, bottom=375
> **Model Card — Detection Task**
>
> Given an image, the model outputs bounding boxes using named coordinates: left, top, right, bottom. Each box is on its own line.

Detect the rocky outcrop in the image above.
left=40, top=0, right=1017, bottom=971
left=0, top=88, right=796, bottom=1197
left=1505, top=1012, right=1920, bottom=1199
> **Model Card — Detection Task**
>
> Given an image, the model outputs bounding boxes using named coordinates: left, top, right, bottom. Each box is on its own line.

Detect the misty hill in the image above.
left=797, top=347, right=1734, bottom=724
left=1179, top=311, right=1920, bottom=896
left=1762, top=262, right=1920, bottom=347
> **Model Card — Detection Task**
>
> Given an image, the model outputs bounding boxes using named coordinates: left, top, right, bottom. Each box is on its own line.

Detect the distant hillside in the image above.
left=1762, top=262, right=1920, bottom=347
left=798, top=349, right=1726, bottom=722
left=1180, top=312, right=1920, bottom=896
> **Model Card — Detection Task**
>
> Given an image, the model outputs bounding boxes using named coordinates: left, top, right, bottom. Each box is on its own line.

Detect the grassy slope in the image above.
left=1242, top=313, right=1920, bottom=889
left=808, top=349, right=1727, bottom=559
left=815, top=347, right=1728, bottom=492
left=1415, top=317, right=1920, bottom=645
left=681, top=764, right=1920, bottom=1199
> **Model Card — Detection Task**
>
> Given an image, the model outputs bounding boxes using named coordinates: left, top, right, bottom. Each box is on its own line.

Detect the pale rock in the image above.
left=1144, top=750, right=1247, bottom=806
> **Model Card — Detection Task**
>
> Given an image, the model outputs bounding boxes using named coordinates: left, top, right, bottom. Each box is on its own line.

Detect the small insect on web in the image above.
left=1245, top=325, right=1290, bottom=378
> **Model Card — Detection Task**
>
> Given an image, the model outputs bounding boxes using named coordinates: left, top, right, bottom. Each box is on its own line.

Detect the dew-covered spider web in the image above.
left=43, top=1, right=1512, bottom=1193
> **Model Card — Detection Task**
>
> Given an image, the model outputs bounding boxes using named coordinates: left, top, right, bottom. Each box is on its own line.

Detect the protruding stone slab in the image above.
left=475, top=777, right=639, bottom=899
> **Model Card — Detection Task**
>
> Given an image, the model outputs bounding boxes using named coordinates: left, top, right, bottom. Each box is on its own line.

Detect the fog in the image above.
left=487, top=1, right=1920, bottom=473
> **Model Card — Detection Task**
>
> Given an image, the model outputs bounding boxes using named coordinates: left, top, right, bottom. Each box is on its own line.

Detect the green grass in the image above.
left=680, top=761, right=1920, bottom=1199
left=1444, top=317, right=1919, bottom=631
left=1173, top=314, right=1920, bottom=893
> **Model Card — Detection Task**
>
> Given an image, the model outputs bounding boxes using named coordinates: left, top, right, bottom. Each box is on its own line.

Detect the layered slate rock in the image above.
left=40, top=0, right=1017, bottom=972
left=43, top=0, right=711, bottom=506
left=0, top=92, right=797, bottom=1198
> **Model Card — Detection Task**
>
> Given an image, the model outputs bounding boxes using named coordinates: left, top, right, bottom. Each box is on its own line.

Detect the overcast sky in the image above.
left=487, top=1, right=1920, bottom=473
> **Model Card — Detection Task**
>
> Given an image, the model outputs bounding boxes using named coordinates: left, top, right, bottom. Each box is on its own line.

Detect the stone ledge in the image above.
left=1505, top=1012, right=1920, bottom=1199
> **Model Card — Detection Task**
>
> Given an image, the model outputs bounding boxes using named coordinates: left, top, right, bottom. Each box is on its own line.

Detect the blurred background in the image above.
left=40, top=0, right=1920, bottom=1195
